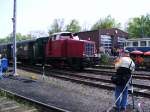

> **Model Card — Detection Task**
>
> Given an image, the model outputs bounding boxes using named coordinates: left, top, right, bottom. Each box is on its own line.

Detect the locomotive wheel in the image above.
left=70, top=59, right=83, bottom=70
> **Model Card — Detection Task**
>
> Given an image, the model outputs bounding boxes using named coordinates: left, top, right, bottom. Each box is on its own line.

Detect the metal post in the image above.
left=131, top=75, right=135, bottom=109
left=12, top=0, right=17, bottom=76
left=42, top=66, right=45, bottom=80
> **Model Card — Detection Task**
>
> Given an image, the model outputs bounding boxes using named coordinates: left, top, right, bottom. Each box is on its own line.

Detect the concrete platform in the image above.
left=0, top=75, right=111, bottom=112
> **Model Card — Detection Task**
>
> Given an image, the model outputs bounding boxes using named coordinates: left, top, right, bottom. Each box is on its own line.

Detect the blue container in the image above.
left=1, top=58, right=8, bottom=72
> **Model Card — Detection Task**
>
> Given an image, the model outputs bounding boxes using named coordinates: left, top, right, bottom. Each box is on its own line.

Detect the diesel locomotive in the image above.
left=0, top=32, right=99, bottom=70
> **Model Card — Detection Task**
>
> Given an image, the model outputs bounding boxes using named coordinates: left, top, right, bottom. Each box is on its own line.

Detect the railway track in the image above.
left=85, top=68, right=150, bottom=80
left=18, top=65, right=150, bottom=98
left=93, top=64, right=150, bottom=72
left=0, top=87, right=69, bottom=112
left=0, top=97, right=37, bottom=112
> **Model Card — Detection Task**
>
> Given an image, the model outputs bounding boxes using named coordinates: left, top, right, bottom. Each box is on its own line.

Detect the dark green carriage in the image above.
left=34, top=37, right=49, bottom=65
left=17, top=39, right=36, bottom=64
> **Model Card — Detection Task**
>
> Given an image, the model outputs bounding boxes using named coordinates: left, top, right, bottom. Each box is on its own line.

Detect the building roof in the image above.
left=99, top=28, right=128, bottom=38
left=77, top=28, right=128, bottom=38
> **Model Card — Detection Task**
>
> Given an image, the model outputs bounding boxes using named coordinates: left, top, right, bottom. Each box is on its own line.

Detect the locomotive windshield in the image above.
left=60, top=33, right=73, bottom=39
left=84, top=43, right=95, bottom=57
left=50, top=32, right=79, bottom=40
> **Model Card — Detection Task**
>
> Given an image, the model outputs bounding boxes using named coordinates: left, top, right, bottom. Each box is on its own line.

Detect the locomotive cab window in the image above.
left=52, top=35, right=56, bottom=40
left=85, top=43, right=94, bottom=56
left=60, top=33, right=72, bottom=39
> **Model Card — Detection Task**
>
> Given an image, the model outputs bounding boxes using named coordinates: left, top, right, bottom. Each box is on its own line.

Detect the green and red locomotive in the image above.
left=0, top=32, right=99, bottom=70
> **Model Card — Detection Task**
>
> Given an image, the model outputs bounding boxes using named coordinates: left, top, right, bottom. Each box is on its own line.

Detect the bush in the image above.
left=100, top=54, right=116, bottom=65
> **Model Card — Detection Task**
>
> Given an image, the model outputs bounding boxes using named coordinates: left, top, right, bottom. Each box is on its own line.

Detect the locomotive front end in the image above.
left=82, top=40, right=99, bottom=67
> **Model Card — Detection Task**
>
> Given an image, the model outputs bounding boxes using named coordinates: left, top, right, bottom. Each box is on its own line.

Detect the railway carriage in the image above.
left=17, top=39, right=36, bottom=64
left=125, top=38, right=150, bottom=68
left=125, top=38, right=150, bottom=52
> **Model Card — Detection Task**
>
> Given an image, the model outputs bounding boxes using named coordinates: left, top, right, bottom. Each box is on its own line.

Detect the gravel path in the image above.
left=11, top=69, right=150, bottom=112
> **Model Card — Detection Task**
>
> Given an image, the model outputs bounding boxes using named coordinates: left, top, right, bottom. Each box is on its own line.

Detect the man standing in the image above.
left=114, top=50, right=135, bottom=111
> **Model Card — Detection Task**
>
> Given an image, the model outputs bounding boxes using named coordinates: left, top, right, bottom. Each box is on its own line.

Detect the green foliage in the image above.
left=0, top=33, right=32, bottom=44
left=66, top=19, right=81, bottom=32
left=48, top=16, right=120, bottom=34
left=91, top=15, right=121, bottom=30
left=127, top=14, right=150, bottom=38
left=100, top=54, right=115, bottom=65
left=0, top=38, right=8, bottom=44
left=100, top=54, right=110, bottom=64
left=48, top=19, right=65, bottom=35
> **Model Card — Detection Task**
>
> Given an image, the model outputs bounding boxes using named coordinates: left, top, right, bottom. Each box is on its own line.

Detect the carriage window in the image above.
left=126, top=42, right=132, bottom=46
left=24, top=45, right=28, bottom=51
left=148, top=41, right=150, bottom=46
left=133, top=41, right=138, bottom=46
left=140, top=41, right=146, bottom=46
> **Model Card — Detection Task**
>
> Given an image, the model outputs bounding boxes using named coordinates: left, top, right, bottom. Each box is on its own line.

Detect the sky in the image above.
left=0, top=0, right=150, bottom=38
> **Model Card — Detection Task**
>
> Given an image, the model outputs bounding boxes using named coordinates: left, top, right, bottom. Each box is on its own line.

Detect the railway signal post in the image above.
left=12, top=0, right=17, bottom=76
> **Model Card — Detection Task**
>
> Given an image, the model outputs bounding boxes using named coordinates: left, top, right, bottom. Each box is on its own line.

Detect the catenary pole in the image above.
left=12, top=0, right=17, bottom=76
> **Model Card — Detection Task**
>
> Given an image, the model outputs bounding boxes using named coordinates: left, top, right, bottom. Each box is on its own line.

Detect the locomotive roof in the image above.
left=37, top=36, right=49, bottom=39
left=51, top=32, right=72, bottom=35
left=17, top=39, right=36, bottom=43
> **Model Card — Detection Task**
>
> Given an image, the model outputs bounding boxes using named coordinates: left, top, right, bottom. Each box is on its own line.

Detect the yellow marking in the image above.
left=30, top=76, right=38, bottom=80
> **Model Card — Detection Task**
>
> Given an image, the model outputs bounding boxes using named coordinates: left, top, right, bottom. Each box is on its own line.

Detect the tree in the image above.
left=0, top=33, right=32, bottom=44
left=91, top=15, right=121, bottom=30
left=66, top=19, right=81, bottom=32
left=0, top=38, right=8, bottom=44
left=127, top=14, right=150, bottom=38
left=48, top=19, right=65, bottom=35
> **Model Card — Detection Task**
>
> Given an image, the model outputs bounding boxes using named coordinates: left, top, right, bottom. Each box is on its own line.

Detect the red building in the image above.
left=77, top=28, right=128, bottom=53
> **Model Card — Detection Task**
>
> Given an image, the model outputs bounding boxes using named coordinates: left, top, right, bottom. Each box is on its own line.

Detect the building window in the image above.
left=140, top=41, right=146, bottom=46
left=100, top=35, right=112, bottom=49
left=133, top=41, right=138, bottom=46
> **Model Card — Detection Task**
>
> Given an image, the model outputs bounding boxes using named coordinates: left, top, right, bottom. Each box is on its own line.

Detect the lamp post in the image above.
left=12, top=0, right=17, bottom=76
